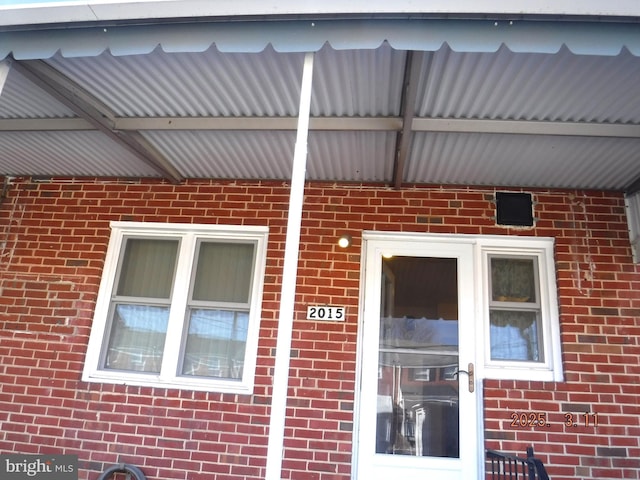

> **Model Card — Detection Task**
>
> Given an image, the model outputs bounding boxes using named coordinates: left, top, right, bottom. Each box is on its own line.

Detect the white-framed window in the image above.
left=478, top=237, right=563, bottom=382
left=82, top=222, right=268, bottom=394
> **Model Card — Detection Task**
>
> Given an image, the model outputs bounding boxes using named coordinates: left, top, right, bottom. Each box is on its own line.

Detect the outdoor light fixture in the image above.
left=338, top=234, right=352, bottom=248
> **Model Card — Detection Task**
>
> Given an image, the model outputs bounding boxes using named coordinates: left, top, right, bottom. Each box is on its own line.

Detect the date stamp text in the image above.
left=509, top=411, right=599, bottom=428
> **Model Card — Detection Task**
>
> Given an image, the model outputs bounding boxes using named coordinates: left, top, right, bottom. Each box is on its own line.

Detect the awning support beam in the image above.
left=265, top=51, right=314, bottom=480
left=3, top=115, right=640, bottom=139
left=392, top=50, right=422, bottom=189
left=10, top=58, right=183, bottom=184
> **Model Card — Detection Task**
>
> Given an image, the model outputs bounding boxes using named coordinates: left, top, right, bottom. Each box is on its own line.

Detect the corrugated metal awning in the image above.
left=1, top=18, right=640, bottom=193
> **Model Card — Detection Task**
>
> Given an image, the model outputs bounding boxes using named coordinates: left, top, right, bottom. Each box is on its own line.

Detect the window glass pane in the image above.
left=377, top=257, right=460, bottom=458
left=104, top=304, right=169, bottom=372
left=192, top=242, right=254, bottom=303
left=117, top=239, right=178, bottom=298
left=491, top=257, right=536, bottom=303
left=181, top=309, right=249, bottom=379
left=489, top=310, right=541, bottom=362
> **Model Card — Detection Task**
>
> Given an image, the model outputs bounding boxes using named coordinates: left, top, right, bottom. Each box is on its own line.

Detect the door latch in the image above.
left=454, top=363, right=475, bottom=393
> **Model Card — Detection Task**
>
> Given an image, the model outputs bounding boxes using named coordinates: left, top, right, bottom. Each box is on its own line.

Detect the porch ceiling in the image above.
left=1, top=19, right=640, bottom=193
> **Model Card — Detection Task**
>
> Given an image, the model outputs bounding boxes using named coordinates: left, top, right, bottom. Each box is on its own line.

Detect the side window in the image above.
left=83, top=222, right=268, bottom=394
left=480, top=238, right=562, bottom=382
left=488, top=255, right=542, bottom=362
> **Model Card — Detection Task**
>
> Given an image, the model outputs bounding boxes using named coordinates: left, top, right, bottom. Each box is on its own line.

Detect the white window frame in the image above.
left=82, top=221, right=269, bottom=394
left=477, top=236, right=563, bottom=382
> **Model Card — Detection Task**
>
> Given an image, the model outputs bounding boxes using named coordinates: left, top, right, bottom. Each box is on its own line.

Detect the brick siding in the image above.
left=0, top=177, right=638, bottom=480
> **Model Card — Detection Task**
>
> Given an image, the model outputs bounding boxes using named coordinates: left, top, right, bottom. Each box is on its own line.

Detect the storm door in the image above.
left=355, top=235, right=479, bottom=480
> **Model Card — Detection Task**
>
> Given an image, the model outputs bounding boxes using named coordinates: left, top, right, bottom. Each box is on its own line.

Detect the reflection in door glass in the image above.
left=377, top=256, right=459, bottom=458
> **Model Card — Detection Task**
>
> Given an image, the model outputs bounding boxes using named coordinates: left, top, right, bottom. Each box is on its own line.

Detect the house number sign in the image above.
left=306, top=306, right=345, bottom=321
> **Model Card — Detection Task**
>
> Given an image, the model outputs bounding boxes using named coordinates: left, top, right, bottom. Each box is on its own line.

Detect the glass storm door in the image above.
left=355, top=235, right=479, bottom=480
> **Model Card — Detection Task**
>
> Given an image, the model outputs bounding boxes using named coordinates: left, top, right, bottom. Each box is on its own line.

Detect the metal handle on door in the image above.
left=454, top=363, right=475, bottom=393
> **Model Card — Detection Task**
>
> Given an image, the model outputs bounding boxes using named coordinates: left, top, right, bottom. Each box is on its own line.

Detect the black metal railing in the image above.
left=486, top=446, right=550, bottom=480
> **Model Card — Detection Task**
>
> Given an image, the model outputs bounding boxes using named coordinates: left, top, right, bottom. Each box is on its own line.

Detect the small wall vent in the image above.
left=495, top=192, right=533, bottom=227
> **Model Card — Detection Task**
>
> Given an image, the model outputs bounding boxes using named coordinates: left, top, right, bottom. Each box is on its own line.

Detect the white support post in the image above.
left=625, top=191, right=640, bottom=263
left=265, top=51, right=314, bottom=480
left=0, top=58, right=12, bottom=96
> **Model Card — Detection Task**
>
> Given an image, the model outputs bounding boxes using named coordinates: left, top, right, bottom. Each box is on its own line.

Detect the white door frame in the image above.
left=352, top=231, right=485, bottom=480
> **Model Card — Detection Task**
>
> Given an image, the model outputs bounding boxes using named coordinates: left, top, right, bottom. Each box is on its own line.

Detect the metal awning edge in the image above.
left=2, top=0, right=640, bottom=28
left=2, top=19, right=640, bottom=60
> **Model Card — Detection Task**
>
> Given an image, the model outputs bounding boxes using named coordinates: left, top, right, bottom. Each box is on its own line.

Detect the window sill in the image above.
left=482, top=364, right=563, bottom=383
left=82, top=370, right=254, bottom=394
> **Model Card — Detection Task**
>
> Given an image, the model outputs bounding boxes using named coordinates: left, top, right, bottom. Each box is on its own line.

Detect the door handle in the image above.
left=454, top=363, right=475, bottom=393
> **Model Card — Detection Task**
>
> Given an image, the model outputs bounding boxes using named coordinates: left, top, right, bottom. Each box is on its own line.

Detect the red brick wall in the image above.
left=0, top=177, right=638, bottom=480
